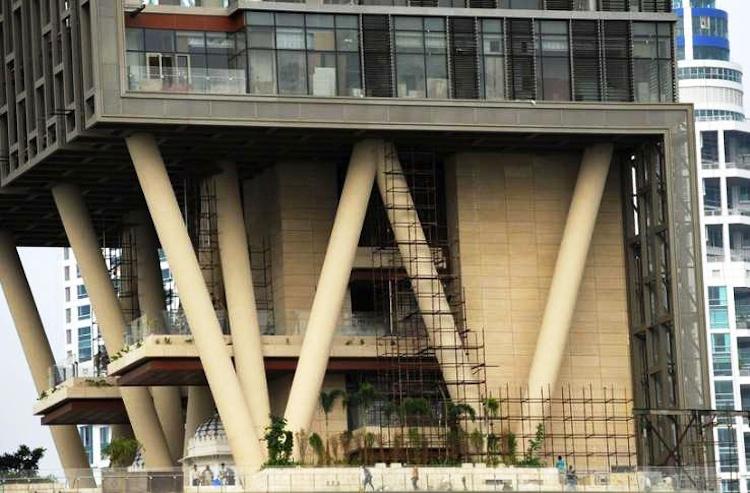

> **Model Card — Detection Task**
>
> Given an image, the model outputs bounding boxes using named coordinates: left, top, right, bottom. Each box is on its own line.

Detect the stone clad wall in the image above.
left=445, top=152, right=631, bottom=397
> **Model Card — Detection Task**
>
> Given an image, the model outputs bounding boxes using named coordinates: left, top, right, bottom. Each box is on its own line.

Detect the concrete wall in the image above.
left=445, top=152, right=631, bottom=396
left=245, top=161, right=337, bottom=336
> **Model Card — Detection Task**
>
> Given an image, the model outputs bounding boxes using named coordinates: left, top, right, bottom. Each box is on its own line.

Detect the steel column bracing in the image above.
left=0, top=231, right=95, bottom=487
left=51, top=183, right=174, bottom=468
left=125, top=133, right=264, bottom=473
left=215, top=161, right=271, bottom=438
left=284, top=140, right=380, bottom=437
left=527, top=143, right=614, bottom=396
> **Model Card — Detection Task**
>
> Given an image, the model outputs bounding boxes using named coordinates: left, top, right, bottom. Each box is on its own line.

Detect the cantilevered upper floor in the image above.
left=0, top=0, right=675, bottom=184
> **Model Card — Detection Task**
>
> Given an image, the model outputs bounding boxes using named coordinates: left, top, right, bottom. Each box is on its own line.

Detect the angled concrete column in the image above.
left=527, top=144, right=614, bottom=396
left=184, top=386, right=215, bottom=455
left=374, top=143, right=476, bottom=407
left=133, top=218, right=185, bottom=463
left=215, top=161, right=271, bottom=436
left=284, top=140, right=379, bottom=435
left=0, top=232, right=95, bottom=487
left=126, top=133, right=264, bottom=473
left=52, top=184, right=174, bottom=469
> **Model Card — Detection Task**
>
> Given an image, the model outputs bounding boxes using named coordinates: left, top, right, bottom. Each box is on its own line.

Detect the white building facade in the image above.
left=61, top=248, right=175, bottom=468
left=676, top=1, right=750, bottom=492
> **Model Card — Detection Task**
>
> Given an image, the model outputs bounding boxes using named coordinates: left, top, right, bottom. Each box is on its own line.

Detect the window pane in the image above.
left=246, top=12, right=275, bottom=26
left=426, top=55, right=448, bottom=99
left=633, top=59, right=658, bottom=102
left=277, top=27, right=305, bottom=50
left=396, top=31, right=424, bottom=52
left=336, top=29, right=359, bottom=52
left=394, top=17, right=422, bottom=30
left=336, top=15, right=358, bottom=29
left=126, top=28, right=144, bottom=51
left=248, top=50, right=276, bottom=94
left=307, top=28, right=336, bottom=51
left=306, top=14, right=335, bottom=28
left=176, top=31, right=205, bottom=52
left=483, top=56, right=505, bottom=99
left=308, top=52, right=337, bottom=96
left=539, top=57, right=570, bottom=101
left=483, top=32, right=504, bottom=55
left=337, top=52, right=362, bottom=96
left=248, top=26, right=275, bottom=49
left=396, top=54, right=426, bottom=98
left=277, top=13, right=305, bottom=26
left=144, top=29, right=175, bottom=52
left=278, top=51, right=307, bottom=94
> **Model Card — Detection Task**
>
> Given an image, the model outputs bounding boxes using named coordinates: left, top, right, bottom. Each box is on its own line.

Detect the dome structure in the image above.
left=183, top=413, right=237, bottom=489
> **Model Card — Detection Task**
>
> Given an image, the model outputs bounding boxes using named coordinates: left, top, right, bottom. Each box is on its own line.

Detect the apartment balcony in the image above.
left=736, top=309, right=750, bottom=330
left=127, top=67, right=247, bottom=97
left=730, top=249, right=750, bottom=263
left=707, top=245, right=725, bottom=262
left=33, top=377, right=126, bottom=426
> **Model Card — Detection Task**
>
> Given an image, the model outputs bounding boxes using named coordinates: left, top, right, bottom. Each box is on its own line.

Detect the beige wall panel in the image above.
left=446, top=152, right=630, bottom=397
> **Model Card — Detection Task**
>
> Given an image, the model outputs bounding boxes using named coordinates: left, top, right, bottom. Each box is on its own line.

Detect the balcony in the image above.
left=34, top=377, right=126, bottom=425
left=124, top=309, right=229, bottom=347
left=736, top=308, right=750, bottom=329
left=707, top=245, right=725, bottom=262
left=738, top=338, right=750, bottom=377
left=730, top=249, right=750, bottom=263
left=127, top=67, right=246, bottom=96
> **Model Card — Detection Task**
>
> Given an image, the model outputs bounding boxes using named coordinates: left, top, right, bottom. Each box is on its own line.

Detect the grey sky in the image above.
left=0, top=1, right=749, bottom=475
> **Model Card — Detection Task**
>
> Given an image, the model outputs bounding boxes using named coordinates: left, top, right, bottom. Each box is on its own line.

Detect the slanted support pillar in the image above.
left=133, top=217, right=185, bottom=463
left=215, top=161, right=271, bottom=437
left=374, top=143, right=476, bottom=408
left=52, top=184, right=174, bottom=468
left=527, top=144, right=614, bottom=396
left=284, top=140, right=379, bottom=436
left=0, top=232, right=95, bottom=487
left=184, top=386, right=216, bottom=455
left=125, top=133, right=264, bottom=474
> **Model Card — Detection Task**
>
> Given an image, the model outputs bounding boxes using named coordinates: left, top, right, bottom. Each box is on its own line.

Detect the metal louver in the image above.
left=572, top=20, right=601, bottom=101
left=508, top=19, right=535, bottom=100
left=599, top=0, right=628, bottom=11
left=449, top=18, right=479, bottom=100
left=602, top=20, right=631, bottom=102
left=545, top=0, right=573, bottom=9
left=362, top=15, right=393, bottom=98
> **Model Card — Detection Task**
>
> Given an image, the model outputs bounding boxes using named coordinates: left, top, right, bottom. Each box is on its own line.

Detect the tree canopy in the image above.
left=0, top=445, right=45, bottom=478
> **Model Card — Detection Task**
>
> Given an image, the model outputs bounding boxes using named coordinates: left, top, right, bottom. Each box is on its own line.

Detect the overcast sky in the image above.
left=1, top=0, right=749, bottom=475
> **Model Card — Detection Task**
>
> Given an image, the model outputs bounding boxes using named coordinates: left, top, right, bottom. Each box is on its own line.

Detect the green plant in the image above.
left=309, top=433, right=325, bottom=466
left=518, top=424, right=545, bottom=467
left=295, top=430, right=309, bottom=465
left=37, top=390, right=48, bottom=400
left=103, top=438, right=139, bottom=468
left=263, top=416, right=294, bottom=466
left=319, top=389, right=345, bottom=464
left=469, top=429, right=484, bottom=456
left=482, top=397, right=499, bottom=419
left=0, top=445, right=46, bottom=478
left=339, top=431, right=353, bottom=463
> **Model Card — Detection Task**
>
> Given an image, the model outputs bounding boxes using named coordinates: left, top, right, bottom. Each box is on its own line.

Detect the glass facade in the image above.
left=125, top=18, right=675, bottom=103
left=78, top=326, right=92, bottom=362
left=677, top=66, right=742, bottom=83
left=709, top=286, right=729, bottom=329
left=692, top=14, right=727, bottom=38
left=715, top=380, right=735, bottom=409
left=712, top=333, right=732, bottom=376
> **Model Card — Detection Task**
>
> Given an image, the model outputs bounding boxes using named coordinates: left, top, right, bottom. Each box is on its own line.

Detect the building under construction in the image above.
left=0, top=0, right=722, bottom=487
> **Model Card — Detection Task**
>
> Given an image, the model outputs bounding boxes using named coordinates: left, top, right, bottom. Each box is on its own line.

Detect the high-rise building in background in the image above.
left=60, top=248, right=175, bottom=468
left=0, top=0, right=717, bottom=489
left=675, top=1, right=750, bottom=492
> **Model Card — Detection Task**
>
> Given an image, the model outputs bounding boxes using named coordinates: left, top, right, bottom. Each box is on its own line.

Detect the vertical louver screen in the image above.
left=449, top=18, right=479, bottom=99
left=599, top=0, right=628, bottom=11
left=410, top=0, right=439, bottom=7
left=572, top=20, right=601, bottom=101
left=508, top=19, right=535, bottom=100
left=639, top=0, right=671, bottom=12
left=602, top=20, right=631, bottom=101
left=362, top=15, right=393, bottom=98
left=545, top=0, right=573, bottom=9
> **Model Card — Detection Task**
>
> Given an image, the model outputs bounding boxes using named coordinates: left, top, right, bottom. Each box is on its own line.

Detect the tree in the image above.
left=319, top=389, right=345, bottom=464
left=308, top=433, right=325, bottom=466
left=103, top=438, right=139, bottom=468
left=263, top=416, right=294, bottom=466
left=0, top=445, right=46, bottom=478
left=518, top=424, right=545, bottom=467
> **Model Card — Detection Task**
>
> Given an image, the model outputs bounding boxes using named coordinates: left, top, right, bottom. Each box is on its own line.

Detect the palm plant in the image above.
left=309, top=433, right=325, bottom=466
left=319, top=389, right=345, bottom=464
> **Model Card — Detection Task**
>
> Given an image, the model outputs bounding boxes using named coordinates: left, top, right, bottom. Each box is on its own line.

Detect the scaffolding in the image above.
left=366, top=146, right=487, bottom=464
left=250, top=238, right=275, bottom=335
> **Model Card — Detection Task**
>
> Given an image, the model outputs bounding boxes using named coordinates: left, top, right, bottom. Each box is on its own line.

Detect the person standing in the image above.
left=411, top=466, right=419, bottom=490
left=362, top=465, right=375, bottom=492
left=556, top=456, right=566, bottom=486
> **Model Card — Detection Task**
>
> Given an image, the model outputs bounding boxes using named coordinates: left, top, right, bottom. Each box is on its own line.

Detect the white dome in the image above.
left=185, top=413, right=233, bottom=461
left=193, top=413, right=227, bottom=442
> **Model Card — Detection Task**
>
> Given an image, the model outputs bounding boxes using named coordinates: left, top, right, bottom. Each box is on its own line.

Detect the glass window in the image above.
left=715, top=380, right=735, bottom=409
left=77, top=284, right=87, bottom=299
left=145, top=29, right=175, bottom=52
left=65, top=287, right=71, bottom=302
left=536, top=20, right=570, bottom=101
left=718, top=428, right=739, bottom=473
left=394, top=17, right=447, bottom=99
left=692, top=14, right=727, bottom=38
left=100, top=427, right=110, bottom=460
left=78, top=326, right=92, bottom=362
left=66, top=308, right=71, bottom=323
left=480, top=19, right=505, bottom=99
left=712, top=333, right=732, bottom=377
left=248, top=50, right=276, bottom=94
left=632, top=22, right=673, bottom=102
left=175, top=31, right=205, bottom=53
left=77, top=305, right=91, bottom=320
left=709, top=286, right=729, bottom=329
left=277, top=51, right=307, bottom=95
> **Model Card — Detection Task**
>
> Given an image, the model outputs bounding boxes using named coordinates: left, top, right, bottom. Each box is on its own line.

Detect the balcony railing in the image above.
left=281, top=310, right=387, bottom=336
left=726, top=155, right=750, bottom=170
left=127, top=67, right=246, bottom=96
left=48, top=362, right=103, bottom=388
left=736, top=310, right=750, bottom=329
left=730, top=248, right=750, bottom=262
left=704, top=204, right=722, bottom=216
left=702, top=160, right=720, bottom=170
left=706, top=245, right=725, bottom=262
left=124, top=309, right=229, bottom=346
left=125, top=0, right=229, bottom=8
left=728, top=207, right=750, bottom=217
